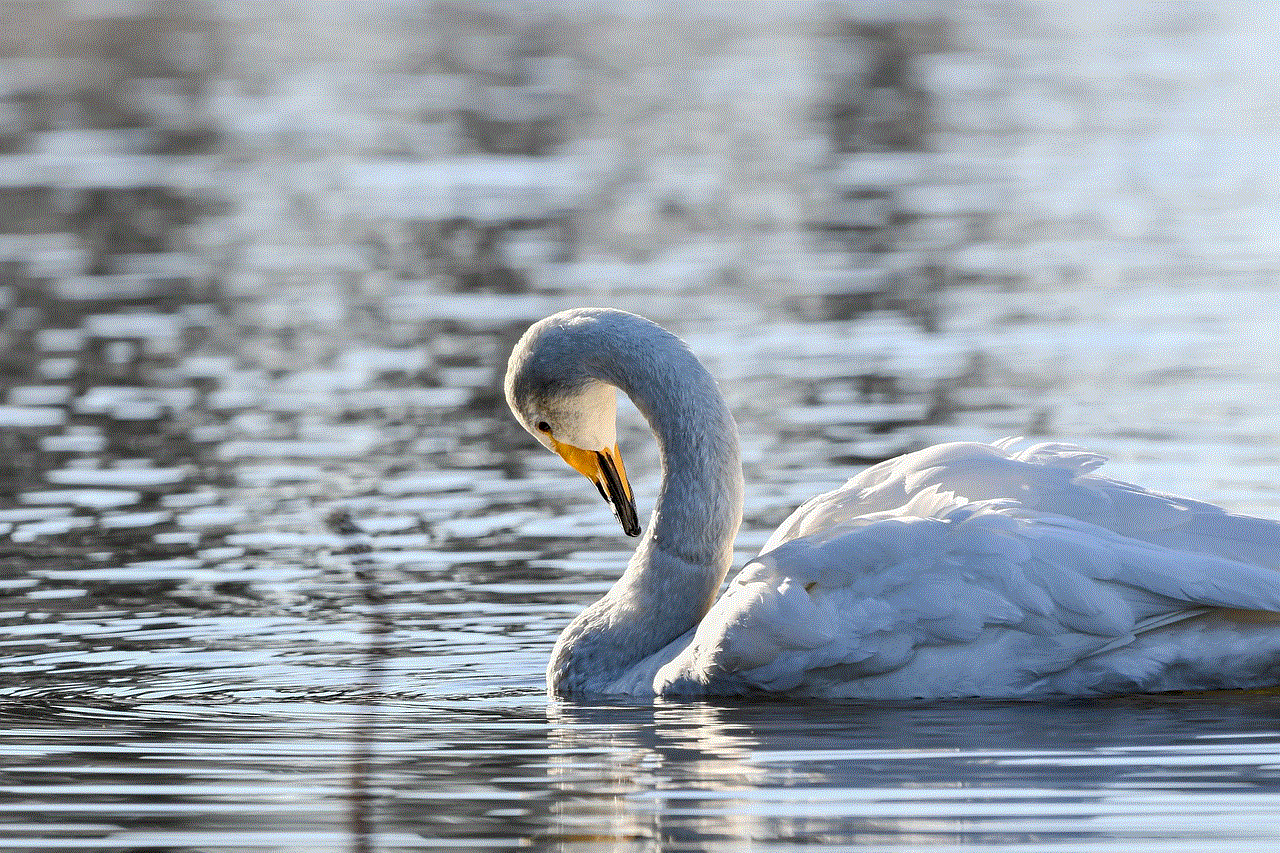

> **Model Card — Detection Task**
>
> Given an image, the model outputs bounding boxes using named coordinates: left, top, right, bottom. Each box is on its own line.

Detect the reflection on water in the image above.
left=0, top=1, right=1279, bottom=851
left=2, top=695, right=1280, bottom=850
left=541, top=697, right=1280, bottom=852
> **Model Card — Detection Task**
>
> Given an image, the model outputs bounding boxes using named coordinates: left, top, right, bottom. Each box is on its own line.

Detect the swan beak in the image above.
left=551, top=440, right=640, bottom=537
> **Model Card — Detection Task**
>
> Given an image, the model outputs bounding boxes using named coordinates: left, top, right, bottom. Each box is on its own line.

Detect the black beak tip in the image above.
left=611, top=498, right=641, bottom=537
left=594, top=449, right=641, bottom=538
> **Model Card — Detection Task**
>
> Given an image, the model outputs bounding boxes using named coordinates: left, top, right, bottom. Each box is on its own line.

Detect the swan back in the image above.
left=766, top=438, right=1280, bottom=571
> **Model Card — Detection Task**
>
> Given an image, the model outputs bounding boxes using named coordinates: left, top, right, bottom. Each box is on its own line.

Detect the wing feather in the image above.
left=766, top=438, right=1280, bottom=570
left=656, top=454, right=1280, bottom=696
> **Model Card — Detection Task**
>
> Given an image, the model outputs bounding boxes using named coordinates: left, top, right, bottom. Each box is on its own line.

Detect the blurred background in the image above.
left=1, top=1, right=1280, bottom=850
left=2, top=1, right=1278, bottom=512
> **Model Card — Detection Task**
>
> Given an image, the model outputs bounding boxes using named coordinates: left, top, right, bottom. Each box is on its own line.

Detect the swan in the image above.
left=505, top=307, right=1280, bottom=699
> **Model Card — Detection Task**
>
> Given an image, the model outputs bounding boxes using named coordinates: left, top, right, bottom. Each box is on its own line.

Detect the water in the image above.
left=2, top=1, right=1280, bottom=850
left=6, top=698, right=1280, bottom=850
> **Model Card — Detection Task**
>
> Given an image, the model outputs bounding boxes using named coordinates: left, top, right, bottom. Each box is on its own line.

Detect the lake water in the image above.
left=2, top=1, right=1280, bottom=851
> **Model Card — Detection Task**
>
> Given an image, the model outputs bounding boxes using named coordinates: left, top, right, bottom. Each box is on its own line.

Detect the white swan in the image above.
left=505, top=307, right=1280, bottom=699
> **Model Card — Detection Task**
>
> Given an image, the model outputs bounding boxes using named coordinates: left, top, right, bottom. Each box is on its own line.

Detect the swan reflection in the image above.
left=542, top=696, right=1280, bottom=850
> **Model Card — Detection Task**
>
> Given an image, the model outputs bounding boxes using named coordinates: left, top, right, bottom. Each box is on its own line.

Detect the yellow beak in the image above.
left=550, top=439, right=640, bottom=537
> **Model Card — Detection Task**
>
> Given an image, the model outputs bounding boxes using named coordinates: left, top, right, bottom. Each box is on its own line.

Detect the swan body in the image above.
left=506, top=308, right=1280, bottom=699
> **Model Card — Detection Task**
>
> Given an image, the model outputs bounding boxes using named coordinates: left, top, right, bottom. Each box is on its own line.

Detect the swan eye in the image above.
left=536, top=421, right=552, bottom=434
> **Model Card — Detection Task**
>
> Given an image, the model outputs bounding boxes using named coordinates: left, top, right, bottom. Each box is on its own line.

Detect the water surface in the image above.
left=1, top=2, right=1280, bottom=851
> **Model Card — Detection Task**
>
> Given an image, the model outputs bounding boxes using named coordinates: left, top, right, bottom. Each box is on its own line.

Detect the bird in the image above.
left=505, top=307, right=1280, bottom=699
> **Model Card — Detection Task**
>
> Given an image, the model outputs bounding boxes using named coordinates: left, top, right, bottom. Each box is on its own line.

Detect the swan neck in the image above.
left=549, top=314, right=745, bottom=695
left=599, top=326, right=744, bottom=573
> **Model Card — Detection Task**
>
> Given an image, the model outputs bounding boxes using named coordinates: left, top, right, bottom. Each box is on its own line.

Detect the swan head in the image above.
left=505, top=311, right=640, bottom=537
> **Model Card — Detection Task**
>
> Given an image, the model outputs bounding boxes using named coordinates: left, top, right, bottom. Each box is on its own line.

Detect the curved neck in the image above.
left=605, top=331, right=744, bottom=574
left=549, top=314, right=744, bottom=695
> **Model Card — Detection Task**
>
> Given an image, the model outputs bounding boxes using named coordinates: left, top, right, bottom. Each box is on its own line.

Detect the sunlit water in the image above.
left=1, top=2, right=1280, bottom=851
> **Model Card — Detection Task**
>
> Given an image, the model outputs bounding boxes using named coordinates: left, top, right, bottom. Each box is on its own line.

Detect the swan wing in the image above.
left=764, top=439, right=1280, bottom=572
left=762, top=440, right=1104, bottom=551
left=655, top=492, right=1280, bottom=698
